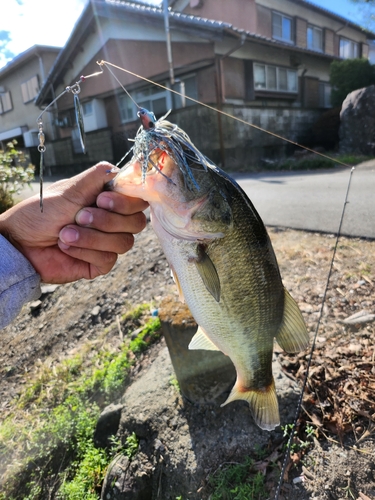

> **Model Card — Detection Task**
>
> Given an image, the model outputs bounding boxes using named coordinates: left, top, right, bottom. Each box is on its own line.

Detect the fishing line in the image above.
left=274, top=167, right=356, bottom=500
left=98, top=60, right=353, bottom=169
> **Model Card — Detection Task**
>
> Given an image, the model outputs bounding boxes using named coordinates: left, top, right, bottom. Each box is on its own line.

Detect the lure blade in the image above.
left=74, top=93, right=86, bottom=154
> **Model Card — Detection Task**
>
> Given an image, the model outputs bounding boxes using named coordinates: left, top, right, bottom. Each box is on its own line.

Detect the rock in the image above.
left=339, top=309, right=375, bottom=325
left=100, top=340, right=302, bottom=500
left=94, top=403, right=124, bottom=449
left=339, top=85, right=375, bottom=155
left=40, top=284, right=59, bottom=294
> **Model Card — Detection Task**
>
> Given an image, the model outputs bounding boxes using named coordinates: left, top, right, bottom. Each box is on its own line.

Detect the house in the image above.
left=6, top=0, right=375, bottom=173
left=0, top=45, right=61, bottom=166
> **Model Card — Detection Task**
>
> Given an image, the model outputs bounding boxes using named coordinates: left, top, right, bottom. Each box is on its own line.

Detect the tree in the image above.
left=330, top=58, right=375, bottom=107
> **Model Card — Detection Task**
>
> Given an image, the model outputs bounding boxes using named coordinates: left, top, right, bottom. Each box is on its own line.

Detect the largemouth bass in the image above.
left=107, top=111, right=309, bottom=430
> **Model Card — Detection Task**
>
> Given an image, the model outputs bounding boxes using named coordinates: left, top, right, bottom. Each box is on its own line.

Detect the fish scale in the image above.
left=106, top=113, right=309, bottom=430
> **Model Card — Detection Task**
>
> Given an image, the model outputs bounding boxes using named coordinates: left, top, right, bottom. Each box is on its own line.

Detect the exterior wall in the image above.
left=296, top=18, right=307, bottom=49
left=221, top=58, right=246, bottom=100
left=182, top=0, right=257, bottom=32
left=0, top=51, right=58, bottom=141
left=56, top=39, right=215, bottom=112
left=324, top=29, right=335, bottom=56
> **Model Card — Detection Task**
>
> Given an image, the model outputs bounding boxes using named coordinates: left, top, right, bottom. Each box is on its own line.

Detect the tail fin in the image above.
left=221, top=379, right=279, bottom=431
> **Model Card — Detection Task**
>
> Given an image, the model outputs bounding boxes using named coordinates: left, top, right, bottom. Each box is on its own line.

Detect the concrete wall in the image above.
left=43, top=127, right=113, bottom=175
left=167, top=104, right=321, bottom=171
left=43, top=105, right=321, bottom=174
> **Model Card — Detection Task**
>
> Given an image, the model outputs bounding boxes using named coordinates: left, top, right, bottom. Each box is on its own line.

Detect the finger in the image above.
left=96, top=191, right=149, bottom=214
left=57, top=241, right=118, bottom=278
left=51, top=162, right=120, bottom=207
left=59, top=225, right=135, bottom=254
left=75, top=207, right=147, bottom=234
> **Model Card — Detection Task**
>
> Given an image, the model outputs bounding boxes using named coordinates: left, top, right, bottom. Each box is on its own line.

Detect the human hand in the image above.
left=0, top=162, right=148, bottom=283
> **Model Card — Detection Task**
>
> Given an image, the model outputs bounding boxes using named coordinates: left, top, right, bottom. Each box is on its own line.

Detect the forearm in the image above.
left=0, top=235, right=41, bottom=329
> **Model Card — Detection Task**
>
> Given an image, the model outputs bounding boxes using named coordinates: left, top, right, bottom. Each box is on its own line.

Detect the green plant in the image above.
left=124, top=432, right=139, bottom=459
left=282, top=423, right=315, bottom=454
left=0, top=306, right=161, bottom=499
left=0, top=140, right=34, bottom=213
left=330, top=58, right=375, bottom=107
left=209, top=456, right=268, bottom=500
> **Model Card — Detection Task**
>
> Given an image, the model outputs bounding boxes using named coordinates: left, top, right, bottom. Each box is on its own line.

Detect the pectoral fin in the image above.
left=276, top=288, right=309, bottom=353
left=188, top=326, right=220, bottom=351
left=194, top=245, right=221, bottom=302
left=170, top=268, right=185, bottom=303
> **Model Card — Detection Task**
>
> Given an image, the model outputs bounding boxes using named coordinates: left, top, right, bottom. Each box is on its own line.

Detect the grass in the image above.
left=208, top=456, right=268, bottom=500
left=0, top=303, right=161, bottom=500
left=276, top=153, right=373, bottom=171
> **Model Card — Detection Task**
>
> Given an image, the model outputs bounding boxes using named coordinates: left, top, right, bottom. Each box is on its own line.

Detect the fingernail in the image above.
left=60, top=227, right=79, bottom=244
left=76, top=209, right=94, bottom=226
left=58, top=239, right=70, bottom=250
left=97, top=194, right=114, bottom=210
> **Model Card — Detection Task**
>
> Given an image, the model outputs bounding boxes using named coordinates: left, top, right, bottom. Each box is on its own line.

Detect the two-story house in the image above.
left=0, top=45, right=60, bottom=166
left=14, top=1, right=375, bottom=172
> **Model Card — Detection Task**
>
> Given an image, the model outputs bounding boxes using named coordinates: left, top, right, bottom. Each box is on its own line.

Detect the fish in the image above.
left=106, top=112, right=309, bottom=431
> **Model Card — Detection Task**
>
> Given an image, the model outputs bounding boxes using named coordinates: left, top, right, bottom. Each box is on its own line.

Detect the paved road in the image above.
left=234, top=160, right=375, bottom=239
left=18, top=160, right=375, bottom=239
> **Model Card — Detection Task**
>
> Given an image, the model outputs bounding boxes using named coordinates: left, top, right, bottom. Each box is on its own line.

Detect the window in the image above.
left=340, top=38, right=359, bottom=59
left=119, top=85, right=170, bottom=123
left=82, top=101, right=93, bottom=116
left=254, top=64, right=297, bottom=93
left=307, top=25, right=323, bottom=52
left=272, top=12, right=294, bottom=44
left=172, top=75, right=198, bottom=108
left=319, top=82, right=332, bottom=108
left=21, top=75, right=39, bottom=103
left=0, top=91, right=12, bottom=114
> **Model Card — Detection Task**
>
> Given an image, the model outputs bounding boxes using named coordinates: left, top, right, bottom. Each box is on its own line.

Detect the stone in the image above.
left=339, top=85, right=375, bottom=155
left=94, top=403, right=123, bottom=448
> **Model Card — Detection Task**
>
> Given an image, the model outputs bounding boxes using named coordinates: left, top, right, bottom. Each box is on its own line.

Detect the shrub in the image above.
left=330, top=58, right=375, bottom=107
left=0, top=140, right=35, bottom=213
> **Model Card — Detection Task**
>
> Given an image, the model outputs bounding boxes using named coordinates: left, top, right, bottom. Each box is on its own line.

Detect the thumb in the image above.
left=59, top=162, right=120, bottom=206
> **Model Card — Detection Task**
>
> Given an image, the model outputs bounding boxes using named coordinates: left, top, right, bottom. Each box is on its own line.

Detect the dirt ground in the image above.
left=1, top=223, right=375, bottom=499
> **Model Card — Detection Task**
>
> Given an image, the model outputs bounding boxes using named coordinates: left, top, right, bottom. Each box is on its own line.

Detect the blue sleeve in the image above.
left=0, top=235, right=41, bottom=329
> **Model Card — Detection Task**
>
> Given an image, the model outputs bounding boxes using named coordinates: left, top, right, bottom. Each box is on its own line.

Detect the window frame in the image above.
left=272, top=11, right=294, bottom=45
left=339, top=37, right=359, bottom=59
left=21, top=75, right=39, bottom=104
left=319, top=81, right=332, bottom=108
left=0, top=91, right=13, bottom=114
left=253, top=63, right=298, bottom=94
left=119, top=84, right=172, bottom=124
left=307, top=24, right=323, bottom=52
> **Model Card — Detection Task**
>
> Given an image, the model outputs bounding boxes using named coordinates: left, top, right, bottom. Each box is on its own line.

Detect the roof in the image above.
left=0, top=45, right=61, bottom=79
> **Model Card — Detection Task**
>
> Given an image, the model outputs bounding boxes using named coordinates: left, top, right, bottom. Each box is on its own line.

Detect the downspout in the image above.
left=215, top=32, right=246, bottom=169
left=163, top=0, right=175, bottom=85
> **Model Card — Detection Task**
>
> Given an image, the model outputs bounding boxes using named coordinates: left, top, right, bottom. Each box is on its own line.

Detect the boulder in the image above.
left=339, top=85, right=375, bottom=155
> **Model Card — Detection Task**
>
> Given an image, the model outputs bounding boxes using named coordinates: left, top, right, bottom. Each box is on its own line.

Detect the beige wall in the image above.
left=0, top=51, right=58, bottom=136
left=183, top=0, right=257, bottom=32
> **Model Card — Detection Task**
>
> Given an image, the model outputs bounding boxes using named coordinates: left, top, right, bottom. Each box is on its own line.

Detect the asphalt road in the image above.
left=234, top=160, right=375, bottom=239
left=18, top=160, right=375, bottom=239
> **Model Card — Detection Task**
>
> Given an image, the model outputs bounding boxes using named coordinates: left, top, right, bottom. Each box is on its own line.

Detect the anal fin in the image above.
left=188, top=326, right=220, bottom=351
left=276, top=288, right=309, bottom=353
left=221, top=378, right=279, bottom=431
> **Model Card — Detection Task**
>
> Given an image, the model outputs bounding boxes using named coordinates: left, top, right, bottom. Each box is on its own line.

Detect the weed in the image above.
left=0, top=306, right=160, bottom=499
left=169, top=375, right=180, bottom=392
left=282, top=423, right=315, bottom=454
left=208, top=456, right=268, bottom=500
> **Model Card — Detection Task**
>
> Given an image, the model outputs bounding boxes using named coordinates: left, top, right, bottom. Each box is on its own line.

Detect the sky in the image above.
left=0, top=0, right=371, bottom=70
